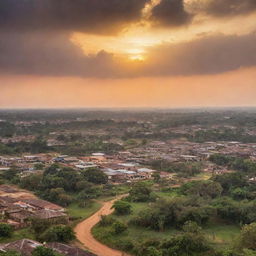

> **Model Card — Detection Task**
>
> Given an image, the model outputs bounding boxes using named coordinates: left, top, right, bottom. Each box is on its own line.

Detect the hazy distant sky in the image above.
left=0, top=0, right=256, bottom=108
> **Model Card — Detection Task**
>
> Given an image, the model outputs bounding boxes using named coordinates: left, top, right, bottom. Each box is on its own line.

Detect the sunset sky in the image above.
left=0, top=0, right=256, bottom=108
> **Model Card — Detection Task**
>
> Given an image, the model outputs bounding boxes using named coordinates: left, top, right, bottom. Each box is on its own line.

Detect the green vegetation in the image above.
left=149, top=160, right=203, bottom=177
left=127, top=182, right=154, bottom=202
left=4, top=164, right=110, bottom=207
left=189, top=128, right=256, bottom=143
left=0, top=251, right=22, bottom=256
left=112, top=200, right=132, bottom=215
left=67, top=201, right=101, bottom=220
left=237, top=223, right=256, bottom=251
left=0, top=223, right=13, bottom=238
left=0, top=228, right=35, bottom=243
left=210, top=154, right=256, bottom=175
left=32, top=247, right=62, bottom=256
left=39, top=225, right=75, bottom=243
left=93, top=171, right=256, bottom=256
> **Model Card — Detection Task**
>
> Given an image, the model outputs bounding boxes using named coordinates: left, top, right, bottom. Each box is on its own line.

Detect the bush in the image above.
left=129, top=182, right=153, bottom=202
left=32, top=246, right=61, bottom=256
left=39, top=225, right=75, bottom=243
left=30, top=218, right=51, bottom=235
left=117, top=239, right=134, bottom=251
left=82, top=168, right=108, bottom=184
left=111, top=221, right=128, bottom=235
left=0, top=223, right=13, bottom=237
left=99, top=215, right=116, bottom=227
left=237, top=222, right=256, bottom=251
left=112, top=200, right=132, bottom=215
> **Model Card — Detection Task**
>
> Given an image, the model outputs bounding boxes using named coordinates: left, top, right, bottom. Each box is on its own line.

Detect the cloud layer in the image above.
left=1, top=31, right=256, bottom=78
left=190, top=0, right=256, bottom=17
left=150, top=0, right=191, bottom=27
left=0, top=0, right=256, bottom=79
left=207, top=0, right=256, bottom=16
left=0, top=0, right=149, bottom=34
left=143, top=33, right=256, bottom=76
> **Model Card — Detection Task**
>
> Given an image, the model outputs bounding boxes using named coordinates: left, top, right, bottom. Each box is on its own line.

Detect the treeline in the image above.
left=122, top=131, right=184, bottom=141
left=0, top=137, right=50, bottom=155
left=0, top=137, right=123, bottom=156
left=149, top=160, right=203, bottom=177
left=0, top=119, right=141, bottom=138
left=56, top=140, right=123, bottom=156
left=210, top=154, right=256, bottom=174
left=189, top=129, right=256, bottom=143
left=158, top=111, right=256, bottom=128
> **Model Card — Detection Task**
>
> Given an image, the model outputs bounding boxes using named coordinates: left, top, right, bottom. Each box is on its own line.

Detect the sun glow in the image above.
left=127, top=48, right=146, bottom=61
left=70, top=32, right=159, bottom=57
left=129, top=54, right=146, bottom=61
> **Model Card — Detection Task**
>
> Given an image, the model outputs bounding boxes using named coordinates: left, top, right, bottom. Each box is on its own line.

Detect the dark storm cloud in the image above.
left=150, top=0, right=192, bottom=27
left=0, top=32, right=256, bottom=78
left=0, top=32, right=117, bottom=77
left=193, top=0, right=256, bottom=17
left=0, top=0, right=149, bottom=34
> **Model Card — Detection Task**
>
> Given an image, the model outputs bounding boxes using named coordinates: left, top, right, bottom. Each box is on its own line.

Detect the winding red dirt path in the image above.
left=74, top=195, right=131, bottom=256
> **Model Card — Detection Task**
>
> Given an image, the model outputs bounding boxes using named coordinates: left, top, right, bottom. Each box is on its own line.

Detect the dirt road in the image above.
left=74, top=195, right=130, bottom=256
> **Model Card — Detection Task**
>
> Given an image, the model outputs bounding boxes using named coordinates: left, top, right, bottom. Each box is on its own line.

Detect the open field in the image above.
left=67, top=201, right=102, bottom=220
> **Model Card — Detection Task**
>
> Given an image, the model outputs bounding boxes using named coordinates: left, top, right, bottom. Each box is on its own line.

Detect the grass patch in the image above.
left=204, top=223, right=240, bottom=247
left=67, top=201, right=101, bottom=220
left=194, top=172, right=213, bottom=180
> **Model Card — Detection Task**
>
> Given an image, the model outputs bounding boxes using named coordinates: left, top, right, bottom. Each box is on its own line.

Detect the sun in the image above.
left=129, top=54, right=145, bottom=61
left=127, top=49, right=146, bottom=61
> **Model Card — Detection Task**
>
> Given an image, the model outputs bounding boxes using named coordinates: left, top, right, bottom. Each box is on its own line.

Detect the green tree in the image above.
left=129, top=182, right=152, bottom=202
left=82, top=168, right=108, bottom=184
left=112, top=200, right=132, bottom=215
left=40, top=225, right=75, bottom=243
left=20, top=174, right=43, bottom=190
left=44, top=164, right=60, bottom=176
left=1, top=168, right=20, bottom=182
left=181, top=180, right=223, bottom=198
left=238, top=222, right=256, bottom=250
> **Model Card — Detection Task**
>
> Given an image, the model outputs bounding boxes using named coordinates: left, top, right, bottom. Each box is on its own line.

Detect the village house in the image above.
left=0, top=239, right=95, bottom=256
left=20, top=199, right=65, bottom=212
left=0, top=186, right=67, bottom=229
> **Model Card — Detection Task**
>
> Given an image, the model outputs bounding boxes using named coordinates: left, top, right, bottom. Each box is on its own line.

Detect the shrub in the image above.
left=99, top=215, right=116, bottom=226
left=117, top=239, right=134, bottom=251
left=111, top=221, right=128, bottom=235
left=112, top=200, right=132, bottom=215
left=0, top=223, right=13, bottom=237
left=32, top=246, right=61, bottom=256
left=39, top=225, right=75, bottom=243
left=129, top=182, right=152, bottom=202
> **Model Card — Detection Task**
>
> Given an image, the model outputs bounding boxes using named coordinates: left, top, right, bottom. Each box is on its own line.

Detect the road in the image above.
left=74, top=195, right=131, bottom=256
